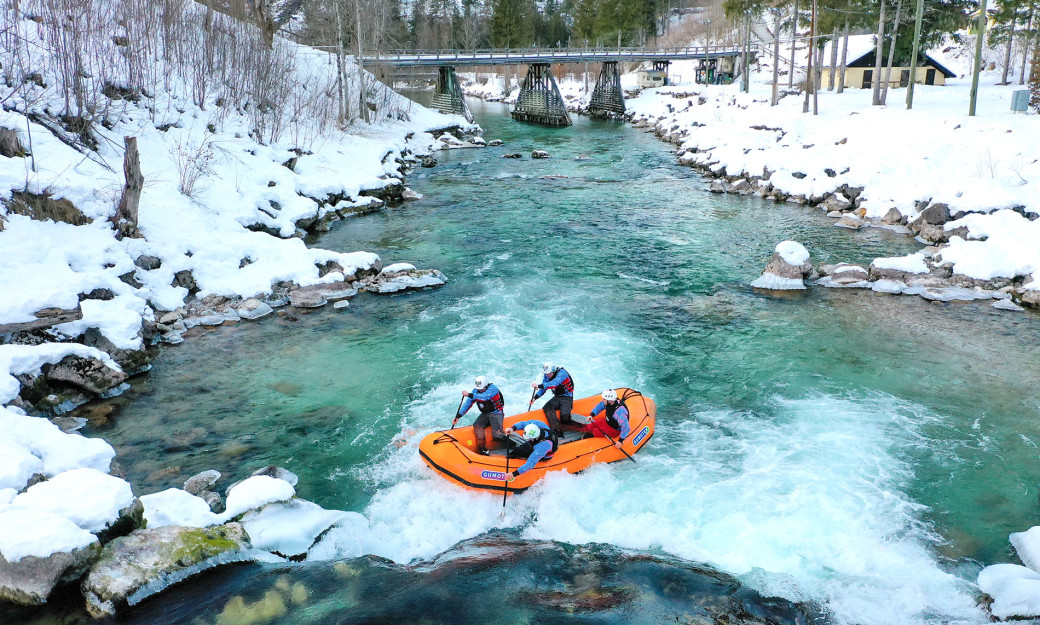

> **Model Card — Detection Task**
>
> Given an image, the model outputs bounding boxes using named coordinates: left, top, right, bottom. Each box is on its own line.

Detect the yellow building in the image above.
left=820, top=49, right=956, bottom=89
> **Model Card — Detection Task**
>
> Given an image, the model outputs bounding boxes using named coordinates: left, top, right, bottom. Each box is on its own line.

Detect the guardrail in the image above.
left=316, top=46, right=759, bottom=67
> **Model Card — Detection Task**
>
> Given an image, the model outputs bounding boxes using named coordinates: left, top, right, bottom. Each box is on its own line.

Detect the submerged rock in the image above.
left=238, top=299, right=274, bottom=321
left=81, top=524, right=250, bottom=618
left=531, top=150, right=550, bottom=159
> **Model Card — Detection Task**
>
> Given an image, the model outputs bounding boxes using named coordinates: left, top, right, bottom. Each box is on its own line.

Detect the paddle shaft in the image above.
left=450, top=396, right=465, bottom=428
left=502, top=441, right=510, bottom=506
left=600, top=430, right=637, bottom=464
left=528, top=387, right=537, bottom=410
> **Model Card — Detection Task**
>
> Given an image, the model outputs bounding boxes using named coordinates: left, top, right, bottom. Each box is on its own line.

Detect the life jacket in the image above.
left=603, top=400, right=628, bottom=431
left=550, top=369, right=574, bottom=396
left=530, top=426, right=559, bottom=457
left=475, top=387, right=505, bottom=413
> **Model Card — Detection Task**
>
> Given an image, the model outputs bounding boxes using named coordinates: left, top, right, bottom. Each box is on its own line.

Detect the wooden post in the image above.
left=969, top=0, right=988, bottom=116
left=115, top=136, right=142, bottom=239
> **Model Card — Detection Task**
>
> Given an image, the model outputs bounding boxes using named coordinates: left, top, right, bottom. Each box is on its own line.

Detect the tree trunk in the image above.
left=872, top=0, right=887, bottom=105
left=771, top=9, right=781, bottom=105
left=114, top=136, right=143, bottom=239
left=789, top=0, right=799, bottom=87
left=1021, top=3, right=1035, bottom=85
left=813, top=0, right=820, bottom=115
left=355, top=0, right=369, bottom=123
left=803, top=0, right=814, bottom=112
left=828, top=28, right=838, bottom=90
left=881, top=0, right=903, bottom=104
left=837, top=17, right=850, bottom=93
left=1002, top=14, right=1016, bottom=85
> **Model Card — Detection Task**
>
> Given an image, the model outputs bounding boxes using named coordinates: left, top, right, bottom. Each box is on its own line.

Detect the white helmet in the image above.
left=474, top=376, right=489, bottom=391
left=542, top=361, right=555, bottom=375
left=523, top=423, right=541, bottom=439
left=602, top=389, right=618, bottom=402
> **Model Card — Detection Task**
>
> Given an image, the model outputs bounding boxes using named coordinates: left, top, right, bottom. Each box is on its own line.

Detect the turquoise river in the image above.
left=12, top=99, right=1040, bottom=625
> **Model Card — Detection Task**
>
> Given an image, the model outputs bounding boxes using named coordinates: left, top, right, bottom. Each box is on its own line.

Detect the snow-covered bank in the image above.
left=621, top=48, right=1039, bottom=310
left=0, top=1, right=463, bottom=612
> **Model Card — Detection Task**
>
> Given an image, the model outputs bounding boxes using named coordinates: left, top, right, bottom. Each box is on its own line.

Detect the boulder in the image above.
left=750, top=241, right=813, bottom=291
left=288, top=289, right=327, bottom=309
left=834, top=215, right=863, bottom=230
left=224, top=467, right=299, bottom=494
left=81, top=524, right=250, bottom=618
left=365, top=267, right=447, bottom=294
left=829, top=264, right=869, bottom=285
left=709, top=180, right=726, bottom=194
left=133, top=255, right=162, bottom=271
left=531, top=150, right=551, bottom=159
left=488, top=139, right=504, bottom=147
left=183, top=470, right=222, bottom=496
left=881, top=207, right=903, bottom=225
left=501, top=153, right=522, bottom=159
left=45, top=355, right=127, bottom=396
left=0, top=127, right=24, bottom=158
left=401, top=187, right=422, bottom=201
left=238, top=299, right=274, bottom=321
left=914, top=202, right=950, bottom=226
left=158, top=311, right=182, bottom=325
left=727, top=178, right=750, bottom=194
left=821, top=193, right=853, bottom=212
left=171, top=270, right=197, bottom=293
left=0, top=543, right=101, bottom=606
left=420, top=156, right=437, bottom=168
left=1011, top=287, right=1040, bottom=310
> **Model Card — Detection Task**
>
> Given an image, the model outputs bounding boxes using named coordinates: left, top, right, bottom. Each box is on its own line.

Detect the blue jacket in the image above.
left=533, top=368, right=574, bottom=399
left=459, top=383, right=505, bottom=415
left=510, top=419, right=555, bottom=475
left=588, top=401, right=631, bottom=440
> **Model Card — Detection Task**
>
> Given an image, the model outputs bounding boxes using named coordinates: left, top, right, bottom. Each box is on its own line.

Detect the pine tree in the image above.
left=490, top=0, right=536, bottom=47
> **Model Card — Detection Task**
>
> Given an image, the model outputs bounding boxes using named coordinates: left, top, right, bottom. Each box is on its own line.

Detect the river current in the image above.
left=24, top=99, right=1040, bottom=624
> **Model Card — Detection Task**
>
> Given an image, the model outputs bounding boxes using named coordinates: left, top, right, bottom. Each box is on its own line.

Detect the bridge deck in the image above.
left=361, top=47, right=753, bottom=67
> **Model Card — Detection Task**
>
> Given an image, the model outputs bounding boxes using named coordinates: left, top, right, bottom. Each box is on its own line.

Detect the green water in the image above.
left=76, top=99, right=1040, bottom=625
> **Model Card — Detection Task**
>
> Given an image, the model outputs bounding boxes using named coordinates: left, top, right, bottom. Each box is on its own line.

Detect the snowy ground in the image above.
left=0, top=9, right=464, bottom=597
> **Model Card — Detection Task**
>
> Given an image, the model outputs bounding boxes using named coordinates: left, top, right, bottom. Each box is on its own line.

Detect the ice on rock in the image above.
left=306, top=512, right=371, bottom=561
left=12, top=468, right=134, bottom=533
left=979, top=563, right=1040, bottom=620
left=775, top=241, right=809, bottom=266
left=220, top=476, right=295, bottom=521
left=871, top=279, right=906, bottom=294
left=241, top=499, right=350, bottom=557
left=141, top=488, right=220, bottom=529
left=0, top=508, right=98, bottom=562
left=750, top=274, right=807, bottom=291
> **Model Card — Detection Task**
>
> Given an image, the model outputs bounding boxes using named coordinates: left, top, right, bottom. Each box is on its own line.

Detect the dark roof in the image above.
left=845, top=49, right=956, bottom=77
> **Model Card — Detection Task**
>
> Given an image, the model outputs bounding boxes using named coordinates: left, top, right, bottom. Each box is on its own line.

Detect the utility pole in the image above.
left=969, top=0, right=988, bottom=116
left=906, top=0, right=925, bottom=109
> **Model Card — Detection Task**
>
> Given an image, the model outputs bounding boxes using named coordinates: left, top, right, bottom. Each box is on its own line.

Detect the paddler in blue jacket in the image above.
left=581, top=389, right=630, bottom=448
left=457, top=375, right=506, bottom=455
left=530, top=362, right=577, bottom=436
left=503, top=420, right=559, bottom=481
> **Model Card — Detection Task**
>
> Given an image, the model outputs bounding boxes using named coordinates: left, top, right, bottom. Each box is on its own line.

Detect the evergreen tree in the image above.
left=490, top=0, right=536, bottom=47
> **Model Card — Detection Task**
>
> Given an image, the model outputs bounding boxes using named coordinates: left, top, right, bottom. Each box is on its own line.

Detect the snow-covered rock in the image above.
left=751, top=241, right=813, bottom=291
left=0, top=406, right=115, bottom=478
left=0, top=509, right=101, bottom=605
left=221, top=476, right=295, bottom=521
left=979, top=563, right=1040, bottom=620
left=11, top=468, right=135, bottom=533
left=241, top=499, right=349, bottom=558
left=140, top=489, right=219, bottom=529
left=81, top=523, right=251, bottom=618
left=366, top=268, right=447, bottom=295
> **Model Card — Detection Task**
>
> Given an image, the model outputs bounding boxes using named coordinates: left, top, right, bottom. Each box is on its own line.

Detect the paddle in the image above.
left=527, top=385, right=538, bottom=411
left=450, top=395, right=465, bottom=429
left=599, top=429, right=637, bottom=464
left=502, top=437, right=511, bottom=508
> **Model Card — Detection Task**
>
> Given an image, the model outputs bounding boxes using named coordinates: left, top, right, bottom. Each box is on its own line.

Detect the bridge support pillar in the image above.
left=652, top=61, right=670, bottom=86
left=432, top=66, right=473, bottom=123
left=588, top=61, right=625, bottom=118
left=512, top=63, right=571, bottom=126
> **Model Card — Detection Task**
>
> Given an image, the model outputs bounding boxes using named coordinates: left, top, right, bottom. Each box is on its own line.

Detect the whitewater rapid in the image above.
left=311, top=269, right=984, bottom=625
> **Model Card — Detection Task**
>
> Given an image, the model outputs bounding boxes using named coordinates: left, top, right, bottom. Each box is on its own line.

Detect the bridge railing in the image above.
left=355, top=46, right=759, bottom=66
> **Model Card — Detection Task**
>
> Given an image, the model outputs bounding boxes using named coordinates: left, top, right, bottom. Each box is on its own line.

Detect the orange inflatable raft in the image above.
left=418, top=388, right=656, bottom=494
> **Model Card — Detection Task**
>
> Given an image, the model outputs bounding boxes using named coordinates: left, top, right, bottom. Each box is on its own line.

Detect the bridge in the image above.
left=362, top=46, right=753, bottom=126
